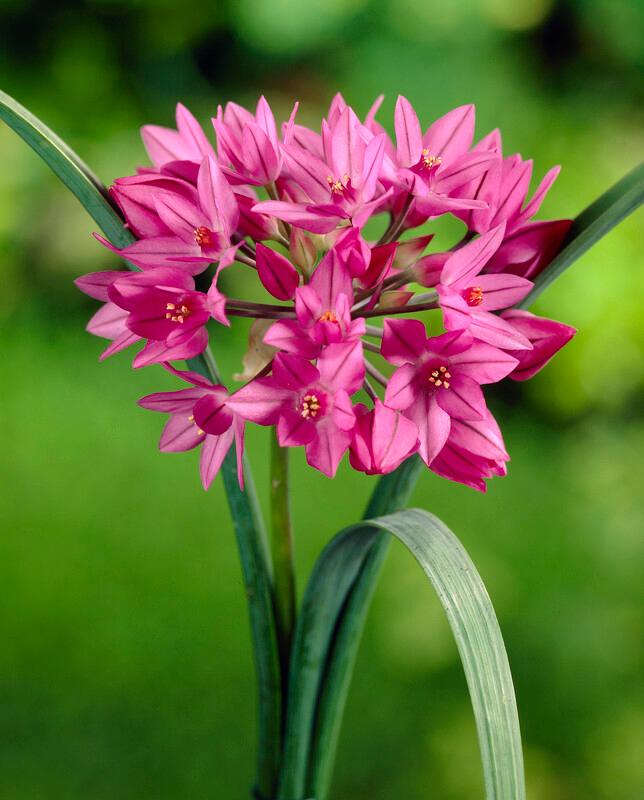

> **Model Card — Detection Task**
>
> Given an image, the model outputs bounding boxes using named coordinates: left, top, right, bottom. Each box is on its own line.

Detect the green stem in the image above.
left=270, top=431, right=296, bottom=683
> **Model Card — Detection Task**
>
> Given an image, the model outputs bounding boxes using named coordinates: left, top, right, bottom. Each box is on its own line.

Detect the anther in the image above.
left=194, top=226, right=213, bottom=247
left=465, top=286, right=484, bottom=307
left=421, top=149, right=442, bottom=169
left=429, top=365, right=451, bottom=389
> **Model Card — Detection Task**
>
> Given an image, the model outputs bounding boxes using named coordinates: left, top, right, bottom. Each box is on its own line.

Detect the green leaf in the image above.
left=277, top=457, right=422, bottom=800
left=519, top=161, right=644, bottom=308
left=1, top=90, right=282, bottom=799
left=282, top=506, right=524, bottom=800
left=0, top=89, right=135, bottom=249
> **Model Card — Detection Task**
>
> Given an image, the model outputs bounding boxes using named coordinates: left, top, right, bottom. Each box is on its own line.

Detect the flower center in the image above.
left=429, top=365, right=451, bottom=389
left=421, top=149, right=442, bottom=170
left=464, top=286, right=484, bottom=307
left=300, top=393, right=321, bottom=419
left=166, top=301, right=191, bottom=323
left=194, top=226, right=214, bottom=247
left=326, top=174, right=349, bottom=195
left=319, top=310, right=339, bottom=323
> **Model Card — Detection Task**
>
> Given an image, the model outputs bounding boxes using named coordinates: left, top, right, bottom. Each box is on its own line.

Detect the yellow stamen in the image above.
left=421, top=149, right=442, bottom=169
left=465, top=286, right=484, bottom=307
left=429, top=365, right=451, bottom=389
left=300, top=393, right=321, bottom=419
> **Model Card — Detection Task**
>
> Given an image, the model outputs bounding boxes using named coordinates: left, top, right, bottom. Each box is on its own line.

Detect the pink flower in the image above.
left=391, top=97, right=493, bottom=219
left=254, top=106, right=390, bottom=233
left=99, top=156, right=240, bottom=273
left=430, top=411, right=509, bottom=492
left=214, top=96, right=298, bottom=186
left=139, top=366, right=245, bottom=489
left=436, top=225, right=534, bottom=350
left=349, top=400, right=419, bottom=475
left=453, top=131, right=561, bottom=235
left=105, top=266, right=224, bottom=367
left=263, top=247, right=365, bottom=356
left=500, top=310, right=576, bottom=380
left=484, top=218, right=572, bottom=280
left=228, top=343, right=364, bottom=477
left=382, top=320, right=517, bottom=466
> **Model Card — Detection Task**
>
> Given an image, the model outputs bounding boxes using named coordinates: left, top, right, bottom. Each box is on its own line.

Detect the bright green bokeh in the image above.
left=1, top=1, right=642, bottom=798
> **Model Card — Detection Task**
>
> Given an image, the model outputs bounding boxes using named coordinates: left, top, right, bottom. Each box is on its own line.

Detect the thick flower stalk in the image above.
left=77, top=93, right=575, bottom=491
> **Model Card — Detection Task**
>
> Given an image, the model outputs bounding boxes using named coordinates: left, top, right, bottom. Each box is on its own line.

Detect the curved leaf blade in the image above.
left=0, top=90, right=282, bottom=798
left=281, top=503, right=524, bottom=800
left=0, top=88, right=135, bottom=248
left=520, top=161, right=644, bottom=307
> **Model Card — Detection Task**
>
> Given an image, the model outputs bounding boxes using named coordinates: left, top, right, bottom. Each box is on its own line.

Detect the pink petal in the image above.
left=193, top=391, right=234, bottom=435
left=255, top=243, right=300, bottom=300
left=468, top=310, right=533, bottom=351
left=227, top=377, right=291, bottom=424
left=395, top=95, right=423, bottom=168
left=272, top=352, right=320, bottom=391
left=159, top=414, right=205, bottom=452
left=277, top=409, right=316, bottom=446
left=138, top=387, right=207, bottom=413
left=441, top=223, right=506, bottom=286
left=381, top=318, right=428, bottom=365
left=434, top=375, right=486, bottom=421
left=263, top=319, right=319, bottom=358
left=318, top=341, right=364, bottom=395
left=500, top=309, right=576, bottom=381
left=450, top=342, right=519, bottom=384
left=305, top=420, right=352, bottom=478
left=197, top=155, right=239, bottom=236
left=252, top=201, right=341, bottom=234
left=384, top=363, right=417, bottom=410
left=76, top=271, right=124, bottom=302
left=423, top=104, right=475, bottom=161
left=86, top=302, right=128, bottom=339
left=331, top=389, right=356, bottom=431
left=200, top=429, right=235, bottom=490
left=515, top=165, right=561, bottom=228
left=474, top=273, right=533, bottom=310
left=407, top=393, right=451, bottom=466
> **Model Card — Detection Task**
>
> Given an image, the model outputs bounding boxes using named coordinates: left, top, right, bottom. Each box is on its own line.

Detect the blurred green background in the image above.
left=1, top=1, right=643, bottom=798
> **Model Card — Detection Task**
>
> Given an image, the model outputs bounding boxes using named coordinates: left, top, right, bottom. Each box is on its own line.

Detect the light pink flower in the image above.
left=382, top=320, right=517, bottom=466
left=436, top=225, right=534, bottom=350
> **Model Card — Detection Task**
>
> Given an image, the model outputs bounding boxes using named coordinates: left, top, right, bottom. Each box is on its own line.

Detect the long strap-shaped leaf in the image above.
left=280, top=507, right=523, bottom=800
left=290, top=163, right=644, bottom=800
left=0, top=89, right=282, bottom=799
left=520, top=161, right=644, bottom=308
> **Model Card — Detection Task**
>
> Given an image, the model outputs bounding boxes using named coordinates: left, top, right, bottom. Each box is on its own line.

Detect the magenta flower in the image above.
left=382, top=320, right=517, bottom=465
left=228, top=343, right=364, bottom=477
left=349, top=400, right=419, bottom=475
left=436, top=225, right=534, bottom=350
left=139, top=366, right=245, bottom=489
left=500, top=310, right=576, bottom=380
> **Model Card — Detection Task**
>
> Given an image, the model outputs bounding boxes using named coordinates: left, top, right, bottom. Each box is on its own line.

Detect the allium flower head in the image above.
left=77, top=93, right=573, bottom=490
